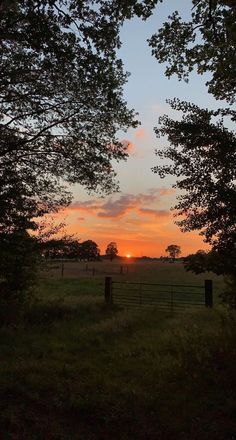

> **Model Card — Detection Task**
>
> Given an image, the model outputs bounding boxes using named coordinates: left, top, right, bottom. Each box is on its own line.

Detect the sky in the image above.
left=55, top=1, right=225, bottom=258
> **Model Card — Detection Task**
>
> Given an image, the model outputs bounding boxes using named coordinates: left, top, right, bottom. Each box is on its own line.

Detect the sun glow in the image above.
left=126, top=254, right=131, bottom=258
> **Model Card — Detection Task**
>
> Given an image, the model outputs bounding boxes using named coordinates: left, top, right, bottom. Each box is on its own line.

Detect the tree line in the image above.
left=42, top=239, right=118, bottom=261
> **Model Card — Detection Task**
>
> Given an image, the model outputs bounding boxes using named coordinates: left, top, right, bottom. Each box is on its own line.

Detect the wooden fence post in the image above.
left=205, top=280, right=213, bottom=308
left=61, top=262, right=64, bottom=278
left=120, top=266, right=123, bottom=275
left=105, top=277, right=112, bottom=305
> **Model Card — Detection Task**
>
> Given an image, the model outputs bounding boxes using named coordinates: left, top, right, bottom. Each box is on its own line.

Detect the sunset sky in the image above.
left=56, top=1, right=225, bottom=257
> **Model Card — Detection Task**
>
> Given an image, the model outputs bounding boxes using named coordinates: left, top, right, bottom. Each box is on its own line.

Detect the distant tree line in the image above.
left=42, top=239, right=119, bottom=262
left=42, top=238, right=100, bottom=261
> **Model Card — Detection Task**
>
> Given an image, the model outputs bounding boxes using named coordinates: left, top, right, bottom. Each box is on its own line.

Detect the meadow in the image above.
left=0, top=260, right=236, bottom=439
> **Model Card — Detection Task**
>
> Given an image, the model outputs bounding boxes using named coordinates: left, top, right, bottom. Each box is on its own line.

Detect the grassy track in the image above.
left=0, top=263, right=235, bottom=439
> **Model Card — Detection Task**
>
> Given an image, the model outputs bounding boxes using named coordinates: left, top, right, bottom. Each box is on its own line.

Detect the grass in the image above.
left=46, top=259, right=226, bottom=297
left=0, top=263, right=235, bottom=439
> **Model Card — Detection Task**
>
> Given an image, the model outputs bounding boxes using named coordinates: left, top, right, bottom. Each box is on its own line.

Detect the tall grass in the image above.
left=0, top=274, right=235, bottom=439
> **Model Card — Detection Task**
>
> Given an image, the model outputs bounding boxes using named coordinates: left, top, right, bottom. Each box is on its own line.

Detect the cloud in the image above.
left=97, top=190, right=164, bottom=218
left=135, top=128, right=147, bottom=139
left=97, top=194, right=137, bottom=218
left=65, top=188, right=175, bottom=219
left=139, top=208, right=170, bottom=217
left=69, top=200, right=100, bottom=213
left=121, top=139, right=136, bottom=155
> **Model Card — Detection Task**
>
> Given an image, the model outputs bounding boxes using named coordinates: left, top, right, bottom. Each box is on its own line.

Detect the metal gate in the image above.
left=105, top=277, right=213, bottom=311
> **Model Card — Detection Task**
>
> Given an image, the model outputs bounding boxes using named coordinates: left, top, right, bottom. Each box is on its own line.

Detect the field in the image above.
left=46, top=258, right=225, bottom=293
left=1, top=261, right=236, bottom=439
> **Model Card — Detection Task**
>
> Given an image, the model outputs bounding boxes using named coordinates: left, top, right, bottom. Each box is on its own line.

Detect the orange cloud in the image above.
left=139, top=208, right=170, bottom=217
left=121, top=139, right=135, bottom=154
left=59, top=188, right=176, bottom=220
left=135, top=128, right=147, bottom=139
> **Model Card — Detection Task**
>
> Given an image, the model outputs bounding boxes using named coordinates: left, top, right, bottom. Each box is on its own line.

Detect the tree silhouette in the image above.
left=165, top=245, right=181, bottom=261
left=0, top=0, right=156, bottom=304
left=153, top=100, right=236, bottom=274
left=149, top=0, right=236, bottom=103
left=79, top=240, right=100, bottom=262
left=150, top=0, right=236, bottom=281
left=105, top=242, right=118, bottom=261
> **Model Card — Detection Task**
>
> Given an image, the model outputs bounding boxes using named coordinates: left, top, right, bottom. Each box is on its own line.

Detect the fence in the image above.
left=85, top=264, right=129, bottom=276
left=105, top=277, right=213, bottom=311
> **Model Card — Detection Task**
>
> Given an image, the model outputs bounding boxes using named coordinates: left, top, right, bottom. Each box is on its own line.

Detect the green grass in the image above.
left=0, top=266, right=235, bottom=439
left=46, top=259, right=226, bottom=300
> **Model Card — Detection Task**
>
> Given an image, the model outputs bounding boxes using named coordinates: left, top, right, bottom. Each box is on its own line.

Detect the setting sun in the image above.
left=126, top=254, right=131, bottom=258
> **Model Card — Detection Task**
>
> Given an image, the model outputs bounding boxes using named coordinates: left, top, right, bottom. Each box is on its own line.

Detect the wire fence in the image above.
left=105, top=277, right=213, bottom=311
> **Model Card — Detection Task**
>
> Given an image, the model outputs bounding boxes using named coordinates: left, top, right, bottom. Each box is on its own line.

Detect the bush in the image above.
left=0, top=231, right=39, bottom=324
left=220, top=275, right=236, bottom=309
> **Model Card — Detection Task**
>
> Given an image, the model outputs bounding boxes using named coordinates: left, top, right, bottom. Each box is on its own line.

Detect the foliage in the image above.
left=184, top=250, right=210, bottom=275
left=184, top=249, right=236, bottom=308
left=153, top=100, right=236, bottom=275
left=150, top=1, right=236, bottom=305
left=0, top=0, right=159, bottom=197
left=41, top=236, right=80, bottom=260
left=105, top=241, right=118, bottom=260
left=0, top=0, right=158, bottom=307
left=220, top=275, right=236, bottom=309
left=149, top=0, right=236, bottom=103
left=0, top=165, right=70, bottom=312
left=0, top=230, right=38, bottom=323
left=184, top=249, right=236, bottom=276
left=78, top=240, right=100, bottom=261
left=165, top=244, right=181, bottom=260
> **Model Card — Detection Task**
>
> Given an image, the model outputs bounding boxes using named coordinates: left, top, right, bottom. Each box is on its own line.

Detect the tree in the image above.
left=149, top=1, right=236, bottom=283
left=152, top=99, right=236, bottom=274
left=183, top=248, right=236, bottom=308
left=79, top=240, right=100, bottom=261
left=0, top=168, right=63, bottom=311
left=0, top=160, right=70, bottom=309
left=0, top=0, right=157, bottom=306
left=105, top=242, right=118, bottom=261
left=0, top=0, right=158, bottom=200
left=0, top=230, right=38, bottom=318
left=42, top=237, right=81, bottom=260
left=149, top=0, right=236, bottom=103
left=165, top=244, right=181, bottom=261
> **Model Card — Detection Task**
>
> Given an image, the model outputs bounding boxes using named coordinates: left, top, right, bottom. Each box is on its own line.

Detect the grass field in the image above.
left=1, top=261, right=236, bottom=439
left=46, top=258, right=226, bottom=301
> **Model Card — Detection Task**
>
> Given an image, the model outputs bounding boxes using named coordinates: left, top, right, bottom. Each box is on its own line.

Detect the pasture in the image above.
left=46, top=258, right=225, bottom=291
left=46, top=258, right=225, bottom=307
left=0, top=261, right=235, bottom=439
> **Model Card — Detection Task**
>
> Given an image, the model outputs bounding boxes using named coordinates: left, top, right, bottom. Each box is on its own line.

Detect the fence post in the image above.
left=61, top=262, right=64, bottom=278
left=92, top=267, right=95, bottom=276
left=205, top=280, right=213, bottom=308
left=120, top=266, right=123, bottom=275
left=105, top=277, right=112, bottom=305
